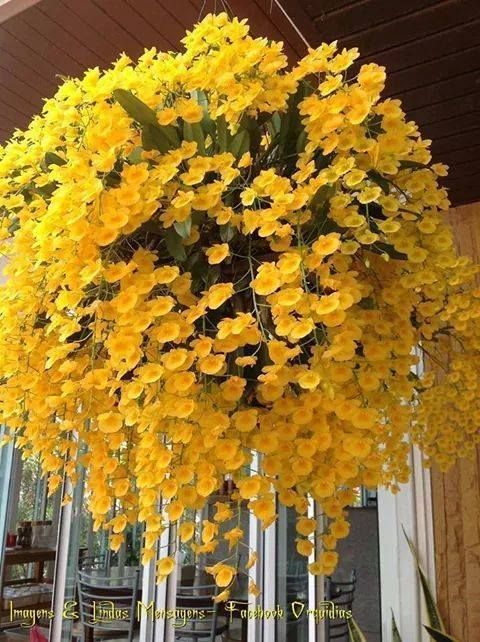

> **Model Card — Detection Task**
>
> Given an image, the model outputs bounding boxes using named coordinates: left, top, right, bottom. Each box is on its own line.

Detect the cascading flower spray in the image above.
left=0, top=13, right=478, bottom=599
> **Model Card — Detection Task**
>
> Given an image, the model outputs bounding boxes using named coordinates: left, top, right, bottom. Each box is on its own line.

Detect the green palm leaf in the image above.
left=347, top=617, right=368, bottom=642
left=424, top=625, right=459, bottom=642
left=392, top=611, right=403, bottom=642
left=403, top=526, right=444, bottom=632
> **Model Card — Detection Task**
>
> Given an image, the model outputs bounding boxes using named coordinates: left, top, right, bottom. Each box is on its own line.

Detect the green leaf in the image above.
left=399, top=160, right=428, bottom=170
left=368, top=170, right=390, bottom=195
left=183, top=121, right=205, bottom=155
left=165, top=228, right=187, bottom=261
left=278, top=82, right=313, bottom=161
left=358, top=296, right=375, bottom=310
left=371, top=242, right=408, bottom=261
left=7, top=216, right=20, bottom=235
left=268, top=113, right=282, bottom=138
left=296, top=130, right=307, bottom=154
left=239, top=114, right=263, bottom=158
left=191, top=210, right=206, bottom=226
left=219, top=223, right=237, bottom=242
left=141, top=125, right=173, bottom=153
left=174, top=218, right=192, bottom=239
left=391, top=611, right=403, bottom=642
left=44, top=152, right=66, bottom=168
left=310, top=184, right=335, bottom=212
left=35, top=182, right=58, bottom=200
left=347, top=618, right=367, bottom=642
left=188, top=251, right=207, bottom=292
left=127, top=146, right=144, bottom=164
left=403, top=528, right=445, bottom=632
left=161, top=124, right=180, bottom=148
left=205, top=265, right=220, bottom=288
left=424, top=626, right=459, bottom=642
left=229, top=129, right=250, bottom=159
left=191, top=90, right=215, bottom=138
left=216, top=116, right=229, bottom=153
left=113, top=89, right=158, bottom=127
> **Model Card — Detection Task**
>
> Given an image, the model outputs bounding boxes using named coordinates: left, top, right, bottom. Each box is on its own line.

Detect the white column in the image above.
left=377, top=447, right=435, bottom=642
left=248, top=452, right=263, bottom=641
left=262, top=519, right=276, bottom=641
left=50, top=476, right=74, bottom=642
left=138, top=521, right=174, bottom=642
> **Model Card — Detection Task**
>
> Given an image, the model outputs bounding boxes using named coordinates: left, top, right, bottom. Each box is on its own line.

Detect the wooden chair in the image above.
left=77, top=568, right=140, bottom=642
left=326, top=569, right=357, bottom=641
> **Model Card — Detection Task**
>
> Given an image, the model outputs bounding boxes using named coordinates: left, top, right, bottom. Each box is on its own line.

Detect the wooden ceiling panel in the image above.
left=97, top=0, right=175, bottom=50
left=36, top=0, right=119, bottom=65
left=0, top=29, right=63, bottom=82
left=361, top=18, right=480, bottom=73
left=334, top=2, right=480, bottom=57
left=409, top=93, right=480, bottom=129
left=433, top=129, right=480, bottom=157
left=2, top=12, right=86, bottom=75
left=156, top=0, right=199, bottom=30
left=1, top=82, right=38, bottom=116
left=392, top=71, right=479, bottom=114
left=425, top=112, right=480, bottom=141
left=60, top=0, right=145, bottom=56
left=21, top=5, right=105, bottom=70
left=0, top=0, right=478, bottom=205
left=309, top=0, right=441, bottom=40
left=385, top=46, right=480, bottom=98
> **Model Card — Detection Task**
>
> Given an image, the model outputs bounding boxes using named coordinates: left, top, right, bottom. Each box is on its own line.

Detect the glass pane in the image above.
left=334, top=498, right=381, bottom=642
left=276, top=504, right=309, bottom=642
left=57, top=462, right=142, bottom=641
left=0, top=428, right=14, bottom=580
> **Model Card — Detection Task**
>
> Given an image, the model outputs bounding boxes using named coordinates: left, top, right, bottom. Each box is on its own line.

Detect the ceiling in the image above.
left=282, top=0, right=480, bottom=206
left=1, top=0, right=479, bottom=206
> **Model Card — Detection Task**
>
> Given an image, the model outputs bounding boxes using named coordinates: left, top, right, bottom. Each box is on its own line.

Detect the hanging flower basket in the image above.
left=0, top=13, right=478, bottom=597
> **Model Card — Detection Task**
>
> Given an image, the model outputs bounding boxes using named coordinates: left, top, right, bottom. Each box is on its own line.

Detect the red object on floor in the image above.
left=30, top=626, right=48, bottom=642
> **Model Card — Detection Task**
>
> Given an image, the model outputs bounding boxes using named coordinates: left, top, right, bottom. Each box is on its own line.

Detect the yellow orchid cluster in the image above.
left=0, top=12, right=479, bottom=596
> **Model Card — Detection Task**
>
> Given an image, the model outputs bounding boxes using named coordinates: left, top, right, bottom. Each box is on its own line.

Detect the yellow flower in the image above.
left=157, top=107, right=177, bottom=126
left=252, top=265, right=281, bottom=296
left=297, top=370, right=321, bottom=390
left=206, top=283, right=234, bottom=309
left=296, top=539, right=314, bottom=557
left=0, top=10, right=473, bottom=588
left=330, top=519, right=350, bottom=539
left=197, top=477, right=217, bottom=497
left=97, top=412, right=123, bottom=434
left=213, top=564, right=236, bottom=588
left=166, top=501, right=184, bottom=522
left=224, top=527, right=243, bottom=549
left=238, top=477, right=261, bottom=500
left=199, top=354, right=225, bottom=375
left=157, top=556, right=175, bottom=577
left=206, top=243, right=229, bottom=265
left=111, top=514, right=127, bottom=534
left=136, top=363, right=164, bottom=383
left=162, top=349, right=189, bottom=370
left=312, top=233, right=341, bottom=256
left=296, top=517, right=317, bottom=536
left=113, top=288, right=138, bottom=313
left=177, top=99, right=203, bottom=123
left=179, top=521, right=195, bottom=543
left=277, top=252, right=302, bottom=275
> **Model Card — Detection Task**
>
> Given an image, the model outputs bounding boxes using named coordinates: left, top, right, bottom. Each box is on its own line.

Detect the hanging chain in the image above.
left=198, top=0, right=235, bottom=21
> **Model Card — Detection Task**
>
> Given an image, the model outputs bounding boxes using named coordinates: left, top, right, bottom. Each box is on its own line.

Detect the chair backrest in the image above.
left=78, top=553, right=107, bottom=571
left=174, top=582, right=224, bottom=641
left=77, top=568, right=140, bottom=642
left=326, top=569, right=357, bottom=641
